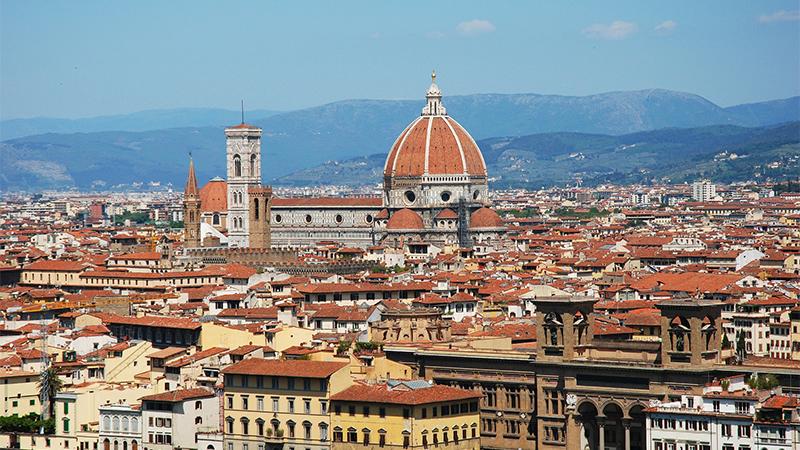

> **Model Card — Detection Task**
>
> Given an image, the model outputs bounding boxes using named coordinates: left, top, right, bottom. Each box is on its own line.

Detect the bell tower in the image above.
left=183, top=156, right=201, bottom=249
left=226, top=122, right=262, bottom=248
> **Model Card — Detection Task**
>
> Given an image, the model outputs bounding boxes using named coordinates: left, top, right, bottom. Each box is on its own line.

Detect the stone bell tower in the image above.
left=183, top=157, right=201, bottom=249
left=248, top=186, right=272, bottom=249
left=226, top=122, right=262, bottom=248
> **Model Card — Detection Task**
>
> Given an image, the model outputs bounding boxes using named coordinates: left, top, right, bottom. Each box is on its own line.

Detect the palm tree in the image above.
left=37, top=366, right=64, bottom=419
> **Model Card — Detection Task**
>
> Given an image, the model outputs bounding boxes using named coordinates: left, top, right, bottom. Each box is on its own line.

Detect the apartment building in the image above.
left=220, top=359, right=351, bottom=450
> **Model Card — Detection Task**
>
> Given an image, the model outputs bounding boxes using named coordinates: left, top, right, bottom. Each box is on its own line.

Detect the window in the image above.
left=722, top=424, right=732, bottom=436
left=363, top=406, right=370, bottom=417
left=63, top=419, right=70, bottom=433
left=333, top=430, right=343, bottom=442
left=320, top=401, right=327, bottom=414
left=347, top=429, right=358, bottom=442
left=272, top=398, right=279, bottom=412
left=195, top=400, right=202, bottom=410
left=304, top=422, right=311, bottom=439
left=226, top=419, right=234, bottom=434
left=349, top=405, right=356, bottom=416
left=738, top=425, right=751, bottom=438
left=403, top=435, right=410, bottom=448
left=288, top=398, right=295, bottom=413
left=363, top=431, right=370, bottom=445
left=257, top=397, right=264, bottom=411
left=304, top=379, right=311, bottom=390
left=64, top=403, right=69, bottom=414
left=257, top=420, right=264, bottom=436
left=320, top=424, right=328, bottom=442
left=379, top=407, right=385, bottom=418
left=379, top=434, right=386, bottom=448
left=403, top=409, right=410, bottom=419
left=242, top=419, right=249, bottom=435
left=241, top=376, right=248, bottom=387
left=320, top=380, right=328, bottom=392
left=304, top=400, right=311, bottom=414
left=334, top=404, right=341, bottom=415
left=288, top=378, right=295, bottom=390
left=195, top=417, right=202, bottom=425
left=242, top=396, right=249, bottom=410
left=226, top=396, right=233, bottom=409
left=272, top=377, right=280, bottom=389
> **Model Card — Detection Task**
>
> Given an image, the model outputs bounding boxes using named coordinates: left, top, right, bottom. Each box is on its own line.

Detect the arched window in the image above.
left=196, top=400, right=203, bottom=410
left=212, top=214, right=220, bottom=226
left=113, top=416, right=120, bottom=431
left=131, top=441, right=137, bottom=450
left=113, top=441, right=118, bottom=450
left=250, top=154, right=257, bottom=177
left=196, top=416, right=203, bottom=424
left=103, top=439, right=110, bottom=450
left=122, top=417, right=129, bottom=431
left=234, top=155, right=242, bottom=177
left=131, top=417, right=138, bottom=432
left=254, top=199, right=260, bottom=220
left=103, top=416, right=110, bottom=431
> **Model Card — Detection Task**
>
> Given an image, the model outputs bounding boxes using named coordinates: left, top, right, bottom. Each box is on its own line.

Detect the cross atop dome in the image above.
left=422, top=71, right=446, bottom=116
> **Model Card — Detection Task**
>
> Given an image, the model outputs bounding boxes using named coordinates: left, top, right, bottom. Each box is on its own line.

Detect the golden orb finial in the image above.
left=431, top=71, right=436, bottom=81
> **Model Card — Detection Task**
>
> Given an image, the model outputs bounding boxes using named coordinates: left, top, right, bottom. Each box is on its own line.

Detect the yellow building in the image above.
left=0, top=370, right=40, bottom=416
left=329, top=380, right=481, bottom=450
left=220, top=359, right=351, bottom=450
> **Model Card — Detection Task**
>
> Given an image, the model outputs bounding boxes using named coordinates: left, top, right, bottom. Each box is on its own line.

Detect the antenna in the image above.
left=241, top=100, right=244, bottom=124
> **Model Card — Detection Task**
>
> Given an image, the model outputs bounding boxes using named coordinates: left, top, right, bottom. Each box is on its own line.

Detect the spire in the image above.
left=185, top=156, right=200, bottom=199
left=421, top=71, right=446, bottom=116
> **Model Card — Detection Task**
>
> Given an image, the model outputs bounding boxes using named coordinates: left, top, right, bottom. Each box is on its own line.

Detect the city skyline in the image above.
left=1, top=1, right=799, bottom=120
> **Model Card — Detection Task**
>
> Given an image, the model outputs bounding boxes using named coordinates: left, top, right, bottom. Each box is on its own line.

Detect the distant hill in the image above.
left=275, top=122, right=800, bottom=188
left=0, top=108, right=283, bottom=141
left=1, top=90, right=798, bottom=191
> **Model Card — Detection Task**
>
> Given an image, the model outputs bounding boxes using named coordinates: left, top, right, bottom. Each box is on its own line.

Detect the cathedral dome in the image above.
left=199, top=177, right=227, bottom=212
left=470, top=207, right=505, bottom=229
left=386, top=208, right=425, bottom=230
left=384, top=74, right=486, bottom=178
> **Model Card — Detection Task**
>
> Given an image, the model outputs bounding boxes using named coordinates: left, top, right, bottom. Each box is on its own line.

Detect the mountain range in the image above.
left=1, top=90, right=798, bottom=191
left=277, top=122, right=799, bottom=188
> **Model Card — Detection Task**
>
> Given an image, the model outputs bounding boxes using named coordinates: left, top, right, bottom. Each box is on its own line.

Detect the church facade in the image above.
left=184, top=75, right=508, bottom=251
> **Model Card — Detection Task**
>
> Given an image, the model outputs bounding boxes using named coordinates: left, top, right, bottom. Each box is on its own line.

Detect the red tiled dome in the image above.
left=386, top=208, right=425, bottom=230
left=384, top=116, right=486, bottom=178
left=470, top=207, right=505, bottom=229
left=200, top=178, right=227, bottom=212
left=435, top=208, right=458, bottom=219
left=375, top=209, right=389, bottom=219
left=384, top=76, right=486, bottom=179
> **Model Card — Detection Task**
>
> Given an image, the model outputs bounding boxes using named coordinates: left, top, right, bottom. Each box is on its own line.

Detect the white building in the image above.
left=99, top=402, right=142, bottom=450
left=139, top=387, right=220, bottom=450
left=692, top=180, right=717, bottom=202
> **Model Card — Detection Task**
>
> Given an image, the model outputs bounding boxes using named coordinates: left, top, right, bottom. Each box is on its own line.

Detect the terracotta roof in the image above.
left=470, top=207, right=505, bottom=229
left=386, top=208, right=424, bottom=230
left=271, top=198, right=382, bottom=207
left=435, top=209, right=459, bottom=220
left=199, top=178, right=227, bottom=212
left=140, top=387, right=215, bottom=403
left=331, top=382, right=481, bottom=405
left=227, top=122, right=259, bottom=130
left=221, top=358, right=348, bottom=378
left=23, top=260, right=89, bottom=272
left=384, top=115, right=486, bottom=177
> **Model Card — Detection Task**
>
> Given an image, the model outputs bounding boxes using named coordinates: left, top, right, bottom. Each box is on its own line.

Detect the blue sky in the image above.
left=1, top=1, right=798, bottom=120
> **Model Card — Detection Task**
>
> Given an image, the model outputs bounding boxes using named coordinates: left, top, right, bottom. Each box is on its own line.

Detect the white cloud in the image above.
left=456, top=19, right=496, bottom=36
left=425, top=31, right=446, bottom=39
left=582, top=21, right=638, bottom=40
left=758, top=10, right=800, bottom=23
left=369, top=32, right=381, bottom=39
left=654, top=20, right=677, bottom=33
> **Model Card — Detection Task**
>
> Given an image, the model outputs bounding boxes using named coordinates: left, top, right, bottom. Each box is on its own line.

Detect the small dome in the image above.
left=386, top=208, right=425, bottom=230
left=199, top=178, right=227, bottom=212
left=435, top=208, right=458, bottom=220
left=375, top=209, right=390, bottom=219
left=470, top=207, right=505, bottom=229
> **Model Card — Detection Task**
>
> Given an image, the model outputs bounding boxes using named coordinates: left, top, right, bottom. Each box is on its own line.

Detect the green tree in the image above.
left=735, top=332, right=747, bottom=361
left=37, top=366, right=64, bottom=419
left=721, top=334, right=731, bottom=350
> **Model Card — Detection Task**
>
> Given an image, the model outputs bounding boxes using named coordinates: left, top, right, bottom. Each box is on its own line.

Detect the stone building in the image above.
left=183, top=75, right=507, bottom=251
left=370, top=307, right=452, bottom=343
